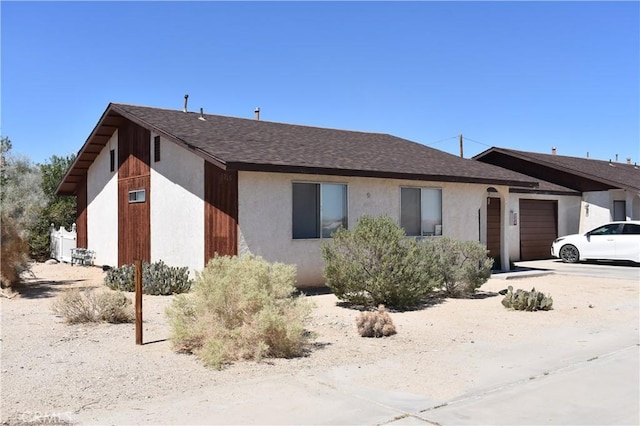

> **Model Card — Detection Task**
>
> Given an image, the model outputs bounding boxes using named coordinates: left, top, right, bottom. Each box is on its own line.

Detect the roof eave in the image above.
left=476, top=147, right=639, bottom=192
left=227, top=162, right=539, bottom=188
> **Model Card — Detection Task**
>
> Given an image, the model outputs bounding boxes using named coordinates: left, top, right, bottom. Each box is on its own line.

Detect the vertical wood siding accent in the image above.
left=117, top=121, right=151, bottom=266
left=486, top=197, right=501, bottom=262
left=519, top=199, right=558, bottom=260
left=76, top=173, right=88, bottom=248
left=204, top=161, right=238, bottom=263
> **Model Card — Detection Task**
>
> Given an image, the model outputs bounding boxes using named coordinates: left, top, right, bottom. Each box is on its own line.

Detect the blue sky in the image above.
left=2, top=1, right=638, bottom=165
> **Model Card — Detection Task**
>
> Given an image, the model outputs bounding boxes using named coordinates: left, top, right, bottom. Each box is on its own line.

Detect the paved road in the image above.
left=513, top=258, right=640, bottom=281
left=74, top=343, right=640, bottom=425
left=420, top=345, right=639, bottom=425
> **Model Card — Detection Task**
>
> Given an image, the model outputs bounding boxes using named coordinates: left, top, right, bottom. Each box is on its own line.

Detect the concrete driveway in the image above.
left=512, top=258, right=640, bottom=281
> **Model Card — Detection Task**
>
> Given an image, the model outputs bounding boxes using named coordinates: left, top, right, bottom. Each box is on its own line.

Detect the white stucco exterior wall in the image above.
left=506, top=193, right=581, bottom=261
left=150, top=134, right=205, bottom=275
left=87, top=131, right=118, bottom=266
left=581, top=191, right=615, bottom=232
left=238, top=171, right=504, bottom=287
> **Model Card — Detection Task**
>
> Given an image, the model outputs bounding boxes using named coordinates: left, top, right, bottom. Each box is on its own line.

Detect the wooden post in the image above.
left=135, top=259, right=143, bottom=345
left=459, top=134, right=464, bottom=158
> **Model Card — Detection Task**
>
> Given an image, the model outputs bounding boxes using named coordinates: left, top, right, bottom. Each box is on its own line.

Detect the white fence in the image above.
left=50, top=224, right=76, bottom=263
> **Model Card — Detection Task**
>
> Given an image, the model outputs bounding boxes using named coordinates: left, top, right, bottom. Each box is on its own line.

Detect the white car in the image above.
left=551, top=221, right=640, bottom=264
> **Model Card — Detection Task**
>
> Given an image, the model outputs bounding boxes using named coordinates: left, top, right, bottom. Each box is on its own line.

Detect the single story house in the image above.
left=59, top=103, right=565, bottom=286
left=474, top=147, right=640, bottom=238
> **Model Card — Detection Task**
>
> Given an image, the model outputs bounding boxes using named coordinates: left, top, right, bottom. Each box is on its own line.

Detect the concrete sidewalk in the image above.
left=74, top=345, right=639, bottom=425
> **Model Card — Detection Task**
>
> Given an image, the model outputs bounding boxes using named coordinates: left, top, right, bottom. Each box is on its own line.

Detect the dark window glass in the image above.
left=109, top=149, right=115, bottom=172
left=401, top=188, right=421, bottom=236
left=622, top=224, right=640, bottom=235
left=154, top=136, right=161, bottom=162
left=590, top=224, right=622, bottom=235
left=292, top=183, right=320, bottom=239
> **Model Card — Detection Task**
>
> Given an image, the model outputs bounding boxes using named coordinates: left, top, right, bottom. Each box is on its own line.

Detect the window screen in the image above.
left=401, top=187, right=442, bottom=236
left=292, top=182, right=347, bottom=239
left=292, top=183, right=320, bottom=239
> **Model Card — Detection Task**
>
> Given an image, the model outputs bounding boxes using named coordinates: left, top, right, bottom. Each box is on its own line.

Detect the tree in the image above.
left=0, top=137, right=46, bottom=287
left=0, top=137, right=46, bottom=232
left=28, top=155, right=77, bottom=261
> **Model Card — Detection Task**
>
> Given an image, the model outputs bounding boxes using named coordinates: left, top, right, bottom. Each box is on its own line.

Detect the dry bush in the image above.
left=0, top=214, right=30, bottom=288
left=165, top=254, right=313, bottom=369
left=356, top=305, right=397, bottom=338
left=421, top=237, right=493, bottom=297
left=322, top=215, right=439, bottom=310
left=52, top=289, right=134, bottom=324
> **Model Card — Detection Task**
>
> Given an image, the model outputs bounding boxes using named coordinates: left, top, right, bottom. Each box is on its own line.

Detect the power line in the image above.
left=461, top=136, right=493, bottom=148
left=425, top=136, right=458, bottom=146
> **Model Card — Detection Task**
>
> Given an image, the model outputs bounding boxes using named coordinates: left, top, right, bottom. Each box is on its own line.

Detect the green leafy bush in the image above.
left=52, top=289, right=134, bottom=323
left=422, top=237, right=493, bottom=297
left=356, top=305, right=397, bottom=338
left=321, top=215, right=439, bottom=309
left=104, top=260, right=192, bottom=295
left=501, top=286, right=553, bottom=311
left=165, top=254, right=313, bottom=370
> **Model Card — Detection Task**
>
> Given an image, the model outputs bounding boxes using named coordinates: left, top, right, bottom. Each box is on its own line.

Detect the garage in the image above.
left=519, top=199, right=558, bottom=260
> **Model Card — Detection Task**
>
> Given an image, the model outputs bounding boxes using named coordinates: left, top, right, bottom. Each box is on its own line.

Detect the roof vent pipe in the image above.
left=254, top=107, right=260, bottom=120
left=183, top=94, right=189, bottom=113
left=551, top=147, right=557, bottom=155
left=198, top=108, right=206, bottom=121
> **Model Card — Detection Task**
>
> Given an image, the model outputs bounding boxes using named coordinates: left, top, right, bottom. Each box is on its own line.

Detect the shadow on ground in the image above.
left=11, top=278, right=92, bottom=299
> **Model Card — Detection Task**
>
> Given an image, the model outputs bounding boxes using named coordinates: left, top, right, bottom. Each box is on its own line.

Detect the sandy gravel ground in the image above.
left=1, top=262, right=638, bottom=425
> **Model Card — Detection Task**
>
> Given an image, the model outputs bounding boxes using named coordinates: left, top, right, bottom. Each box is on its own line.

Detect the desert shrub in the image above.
left=0, top=214, right=31, bottom=288
left=356, top=305, right=397, bottom=338
left=422, top=237, right=493, bottom=297
left=0, top=138, right=46, bottom=287
left=104, top=264, right=135, bottom=291
left=104, top=260, right=192, bottom=295
left=165, top=254, right=313, bottom=369
left=501, top=286, right=553, bottom=311
left=321, top=215, right=439, bottom=310
left=52, top=289, right=134, bottom=323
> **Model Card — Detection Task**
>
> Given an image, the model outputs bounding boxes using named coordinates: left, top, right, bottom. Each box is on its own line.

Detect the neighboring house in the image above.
left=58, top=103, right=547, bottom=286
left=474, top=147, right=640, bottom=241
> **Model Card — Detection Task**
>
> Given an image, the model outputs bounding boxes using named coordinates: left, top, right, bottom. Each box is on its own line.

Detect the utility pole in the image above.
left=135, top=259, right=143, bottom=345
left=459, top=134, right=464, bottom=158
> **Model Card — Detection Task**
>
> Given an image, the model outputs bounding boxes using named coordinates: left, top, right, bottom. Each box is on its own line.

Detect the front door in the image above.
left=486, top=197, right=501, bottom=268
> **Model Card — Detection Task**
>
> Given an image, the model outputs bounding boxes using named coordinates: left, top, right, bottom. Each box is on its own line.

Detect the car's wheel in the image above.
left=559, top=244, right=580, bottom=263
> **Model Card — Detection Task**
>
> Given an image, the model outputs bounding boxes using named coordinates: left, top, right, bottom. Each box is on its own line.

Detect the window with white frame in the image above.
left=400, top=187, right=442, bottom=236
left=292, top=182, right=347, bottom=239
left=128, top=189, right=146, bottom=203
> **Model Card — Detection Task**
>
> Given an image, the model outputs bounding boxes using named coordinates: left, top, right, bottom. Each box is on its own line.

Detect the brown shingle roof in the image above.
left=58, top=103, right=541, bottom=195
left=474, top=147, right=640, bottom=193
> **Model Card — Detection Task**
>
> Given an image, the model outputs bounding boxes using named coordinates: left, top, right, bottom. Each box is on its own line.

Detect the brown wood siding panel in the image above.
left=519, top=199, right=557, bottom=260
left=204, top=161, right=238, bottom=263
left=76, top=173, right=88, bottom=248
left=486, top=197, right=501, bottom=261
left=118, top=177, right=151, bottom=266
left=118, top=120, right=151, bottom=179
left=117, top=120, right=151, bottom=266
